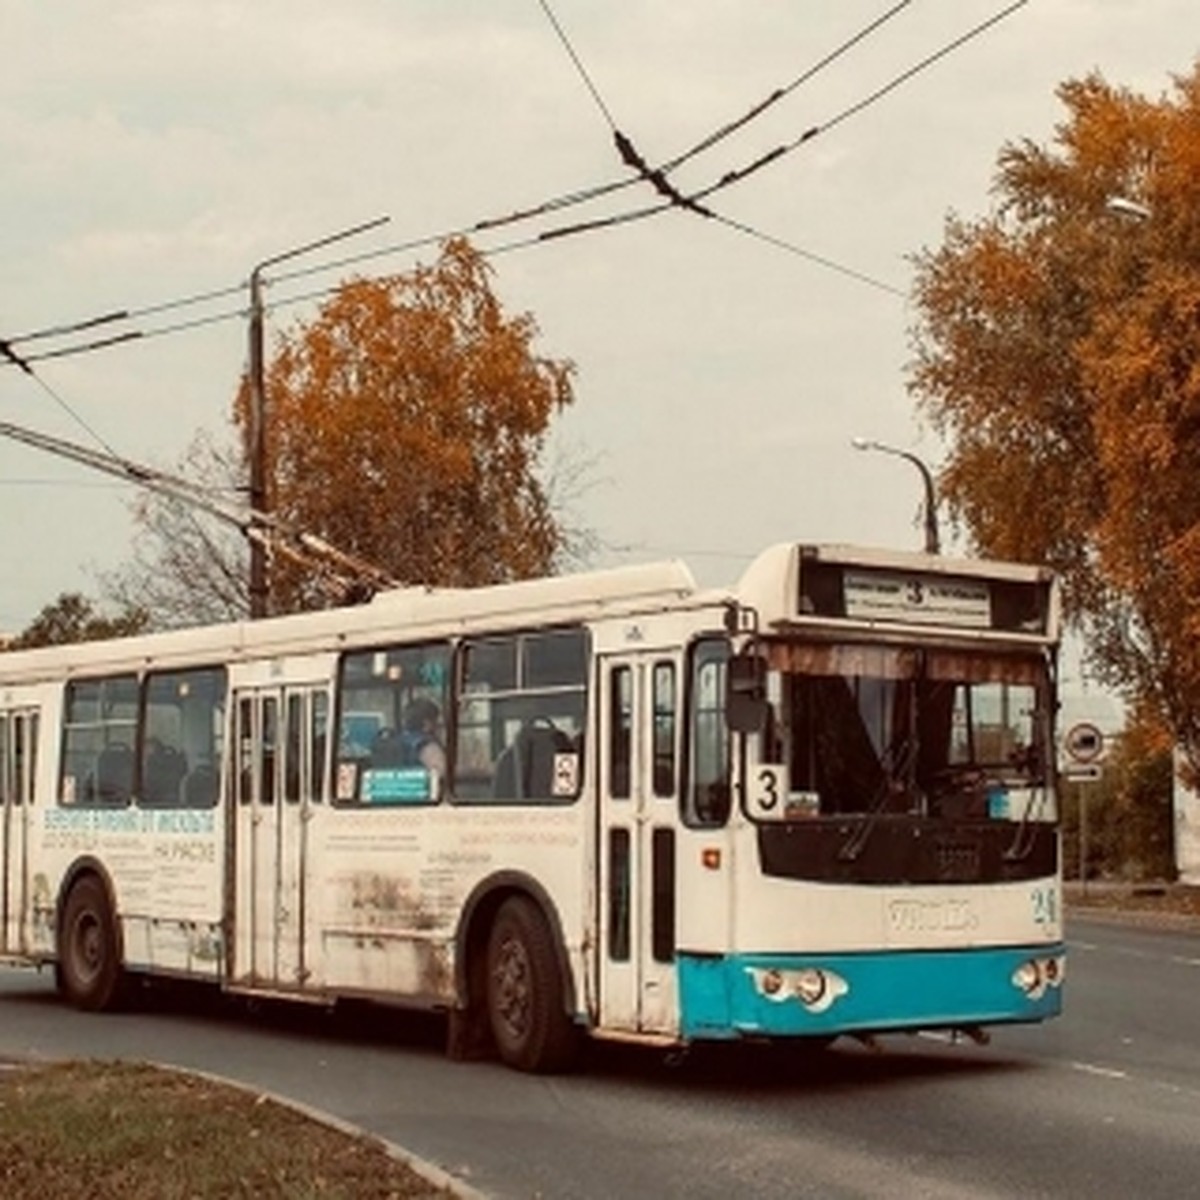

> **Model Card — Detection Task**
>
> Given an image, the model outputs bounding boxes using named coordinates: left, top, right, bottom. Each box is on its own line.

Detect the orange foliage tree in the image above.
left=105, top=239, right=580, bottom=627
left=239, top=237, right=576, bottom=612
left=909, top=63, right=1200, bottom=772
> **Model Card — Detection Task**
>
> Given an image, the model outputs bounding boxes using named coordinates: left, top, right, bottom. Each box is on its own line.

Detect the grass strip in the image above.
left=0, top=1060, right=456, bottom=1200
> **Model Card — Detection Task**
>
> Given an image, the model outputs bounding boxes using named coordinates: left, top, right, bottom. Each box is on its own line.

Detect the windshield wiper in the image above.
left=838, top=735, right=917, bottom=862
left=1003, top=781, right=1049, bottom=861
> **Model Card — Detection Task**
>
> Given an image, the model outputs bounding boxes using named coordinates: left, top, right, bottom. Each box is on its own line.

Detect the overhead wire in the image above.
left=532, top=0, right=921, bottom=290
left=537, top=0, right=620, bottom=132
left=273, top=2, right=921, bottom=290
left=2, top=2, right=1026, bottom=373
left=4, top=280, right=247, bottom=350
left=655, top=0, right=915, bottom=177
left=532, top=1, right=1028, bottom=250
left=1, top=5, right=928, bottom=365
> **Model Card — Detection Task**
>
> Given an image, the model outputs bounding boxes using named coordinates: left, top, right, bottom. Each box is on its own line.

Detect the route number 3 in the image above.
left=748, top=765, right=786, bottom=819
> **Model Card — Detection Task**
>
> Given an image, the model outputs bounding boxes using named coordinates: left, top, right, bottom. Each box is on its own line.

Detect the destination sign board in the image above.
left=797, top=558, right=1052, bottom=635
left=843, top=571, right=991, bottom=628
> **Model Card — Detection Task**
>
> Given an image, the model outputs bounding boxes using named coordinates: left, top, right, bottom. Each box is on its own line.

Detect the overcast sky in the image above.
left=0, top=1, right=1194, bottom=656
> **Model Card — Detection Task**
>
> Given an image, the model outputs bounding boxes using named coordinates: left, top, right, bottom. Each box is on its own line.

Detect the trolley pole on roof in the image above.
left=851, top=437, right=941, bottom=555
left=245, top=215, right=390, bottom=619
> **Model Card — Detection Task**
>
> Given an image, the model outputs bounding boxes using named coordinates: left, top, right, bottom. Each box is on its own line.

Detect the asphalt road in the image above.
left=2, top=915, right=1198, bottom=1199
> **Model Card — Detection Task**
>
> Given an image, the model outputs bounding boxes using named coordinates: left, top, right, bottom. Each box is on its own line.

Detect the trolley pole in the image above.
left=245, top=215, right=389, bottom=619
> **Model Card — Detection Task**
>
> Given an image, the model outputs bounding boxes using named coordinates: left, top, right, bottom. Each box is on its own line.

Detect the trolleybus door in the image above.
left=232, top=687, right=322, bottom=989
left=1, top=712, right=35, bottom=957
left=597, top=655, right=678, bottom=1034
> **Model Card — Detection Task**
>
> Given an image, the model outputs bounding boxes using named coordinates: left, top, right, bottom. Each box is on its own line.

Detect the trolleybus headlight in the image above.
left=1011, top=955, right=1065, bottom=1000
left=746, top=966, right=849, bottom=1012
left=1012, top=960, right=1042, bottom=995
left=762, top=969, right=784, bottom=997
left=794, top=968, right=827, bottom=1006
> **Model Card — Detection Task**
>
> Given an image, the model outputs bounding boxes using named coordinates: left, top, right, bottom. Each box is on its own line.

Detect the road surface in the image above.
left=1, top=916, right=1197, bottom=1198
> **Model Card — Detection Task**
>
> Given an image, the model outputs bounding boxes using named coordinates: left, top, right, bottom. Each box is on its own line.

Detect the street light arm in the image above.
left=851, top=436, right=941, bottom=554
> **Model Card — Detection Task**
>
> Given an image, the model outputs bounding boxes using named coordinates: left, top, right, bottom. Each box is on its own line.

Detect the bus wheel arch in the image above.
left=55, top=860, right=126, bottom=1012
left=452, top=873, right=578, bottom=1072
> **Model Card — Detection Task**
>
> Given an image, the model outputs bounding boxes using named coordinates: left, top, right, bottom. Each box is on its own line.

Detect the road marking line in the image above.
left=1071, top=1061, right=1128, bottom=1080
left=1169, top=956, right=1200, bottom=967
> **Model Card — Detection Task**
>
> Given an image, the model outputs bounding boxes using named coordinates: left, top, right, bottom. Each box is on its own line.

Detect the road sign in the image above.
left=1064, top=721, right=1104, bottom=764
left=1063, top=762, right=1103, bottom=783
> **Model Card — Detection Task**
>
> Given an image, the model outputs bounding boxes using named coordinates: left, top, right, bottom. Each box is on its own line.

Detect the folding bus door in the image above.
left=596, top=654, right=679, bottom=1035
left=1, top=712, right=36, bottom=957
left=231, top=686, right=326, bottom=990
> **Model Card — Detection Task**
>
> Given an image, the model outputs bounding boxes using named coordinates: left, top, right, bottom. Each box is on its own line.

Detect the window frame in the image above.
left=332, top=639, right=453, bottom=808
left=452, top=625, right=590, bottom=806
left=60, top=674, right=139, bottom=808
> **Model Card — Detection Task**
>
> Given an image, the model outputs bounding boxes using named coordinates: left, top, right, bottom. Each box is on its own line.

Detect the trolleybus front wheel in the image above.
left=486, top=896, right=577, bottom=1073
left=58, top=875, right=125, bottom=1012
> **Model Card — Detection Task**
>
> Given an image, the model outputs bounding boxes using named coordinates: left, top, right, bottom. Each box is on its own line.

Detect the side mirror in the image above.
left=727, top=651, right=768, bottom=733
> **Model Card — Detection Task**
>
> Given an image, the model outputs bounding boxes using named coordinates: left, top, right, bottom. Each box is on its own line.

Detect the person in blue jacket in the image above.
left=401, top=697, right=447, bottom=775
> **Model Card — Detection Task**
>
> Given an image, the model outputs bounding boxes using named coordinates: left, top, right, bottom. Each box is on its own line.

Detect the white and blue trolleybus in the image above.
left=0, top=542, right=1063, bottom=1071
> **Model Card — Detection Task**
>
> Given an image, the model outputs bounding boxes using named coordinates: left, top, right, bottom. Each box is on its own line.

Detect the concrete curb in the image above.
left=1066, top=906, right=1200, bottom=935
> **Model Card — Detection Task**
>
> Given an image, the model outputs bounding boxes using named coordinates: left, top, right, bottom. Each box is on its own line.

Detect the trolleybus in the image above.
left=0, top=542, right=1063, bottom=1071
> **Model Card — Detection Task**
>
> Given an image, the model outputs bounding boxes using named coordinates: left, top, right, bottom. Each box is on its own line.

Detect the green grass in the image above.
left=0, top=1061, right=457, bottom=1200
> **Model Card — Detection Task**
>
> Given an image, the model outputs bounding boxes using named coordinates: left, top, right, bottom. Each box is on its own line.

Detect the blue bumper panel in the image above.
left=678, top=943, right=1065, bottom=1040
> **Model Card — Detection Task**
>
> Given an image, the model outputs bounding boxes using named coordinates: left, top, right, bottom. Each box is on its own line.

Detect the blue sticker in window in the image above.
left=362, top=767, right=432, bottom=804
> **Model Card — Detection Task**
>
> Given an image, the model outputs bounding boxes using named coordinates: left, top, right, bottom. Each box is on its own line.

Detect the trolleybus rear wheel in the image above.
left=59, top=875, right=124, bottom=1012
left=486, top=896, right=576, bottom=1073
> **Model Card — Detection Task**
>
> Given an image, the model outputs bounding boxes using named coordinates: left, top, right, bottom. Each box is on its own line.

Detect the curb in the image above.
left=1066, top=906, right=1200, bottom=935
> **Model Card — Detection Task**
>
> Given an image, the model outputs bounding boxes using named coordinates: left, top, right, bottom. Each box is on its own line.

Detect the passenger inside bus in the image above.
left=370, top=698, right=446, bottom=776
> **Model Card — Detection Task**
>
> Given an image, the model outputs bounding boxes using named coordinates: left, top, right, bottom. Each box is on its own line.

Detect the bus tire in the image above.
left=486, top=896, right=577, bottom=1073
left=58, top=875, right=124, bottom=1012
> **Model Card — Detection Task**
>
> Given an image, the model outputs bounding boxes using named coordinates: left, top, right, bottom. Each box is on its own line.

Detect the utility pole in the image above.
left=246, top=216, right=389, bottom=619
left=851, top=437, right=941, bottom=555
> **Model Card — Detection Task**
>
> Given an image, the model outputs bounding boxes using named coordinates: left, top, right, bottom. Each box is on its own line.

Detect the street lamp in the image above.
left=851, top=437, right=941, bottom=555
left=245, top=215, right=389, bottom=618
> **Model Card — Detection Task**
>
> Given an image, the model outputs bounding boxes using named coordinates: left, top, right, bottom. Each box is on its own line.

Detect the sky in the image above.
left=0, top=0, right=1194, bottom=711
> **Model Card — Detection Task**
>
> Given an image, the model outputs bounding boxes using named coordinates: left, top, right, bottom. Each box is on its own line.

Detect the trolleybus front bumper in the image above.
left=677, top=942, right=1064, bottom=1040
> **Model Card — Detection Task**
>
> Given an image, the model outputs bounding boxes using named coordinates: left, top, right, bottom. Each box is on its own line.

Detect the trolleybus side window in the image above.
left=2, top=713, right=36, bottom=809
left=61, top=675, right=138, bottom=807
left=609, top=665, right=632, bottom=800
left=312, top=691, right=329, bottom=802
left=454, top=627, right=587, bottom=803
left=140, top=666, right=226, bottom=809
left=334, top=641, right=451, bottom=806
left=235, top=697, right=254, bottom=806
left=685, top=638, right=730, bottom=827
left=16, top=714, right=37, bottom=808
left=652, top=661, right=677, bottom=797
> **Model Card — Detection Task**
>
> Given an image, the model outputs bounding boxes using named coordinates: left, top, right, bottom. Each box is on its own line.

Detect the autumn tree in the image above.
left=103, top=428, right=250, bottom=627
left=7, top=592, right=149, bottom=650
left=240, top=236, right=576, bottom=614
left=108, top=237, right=583, bottom=626
left=908, top=62, right=1200, bottom=774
